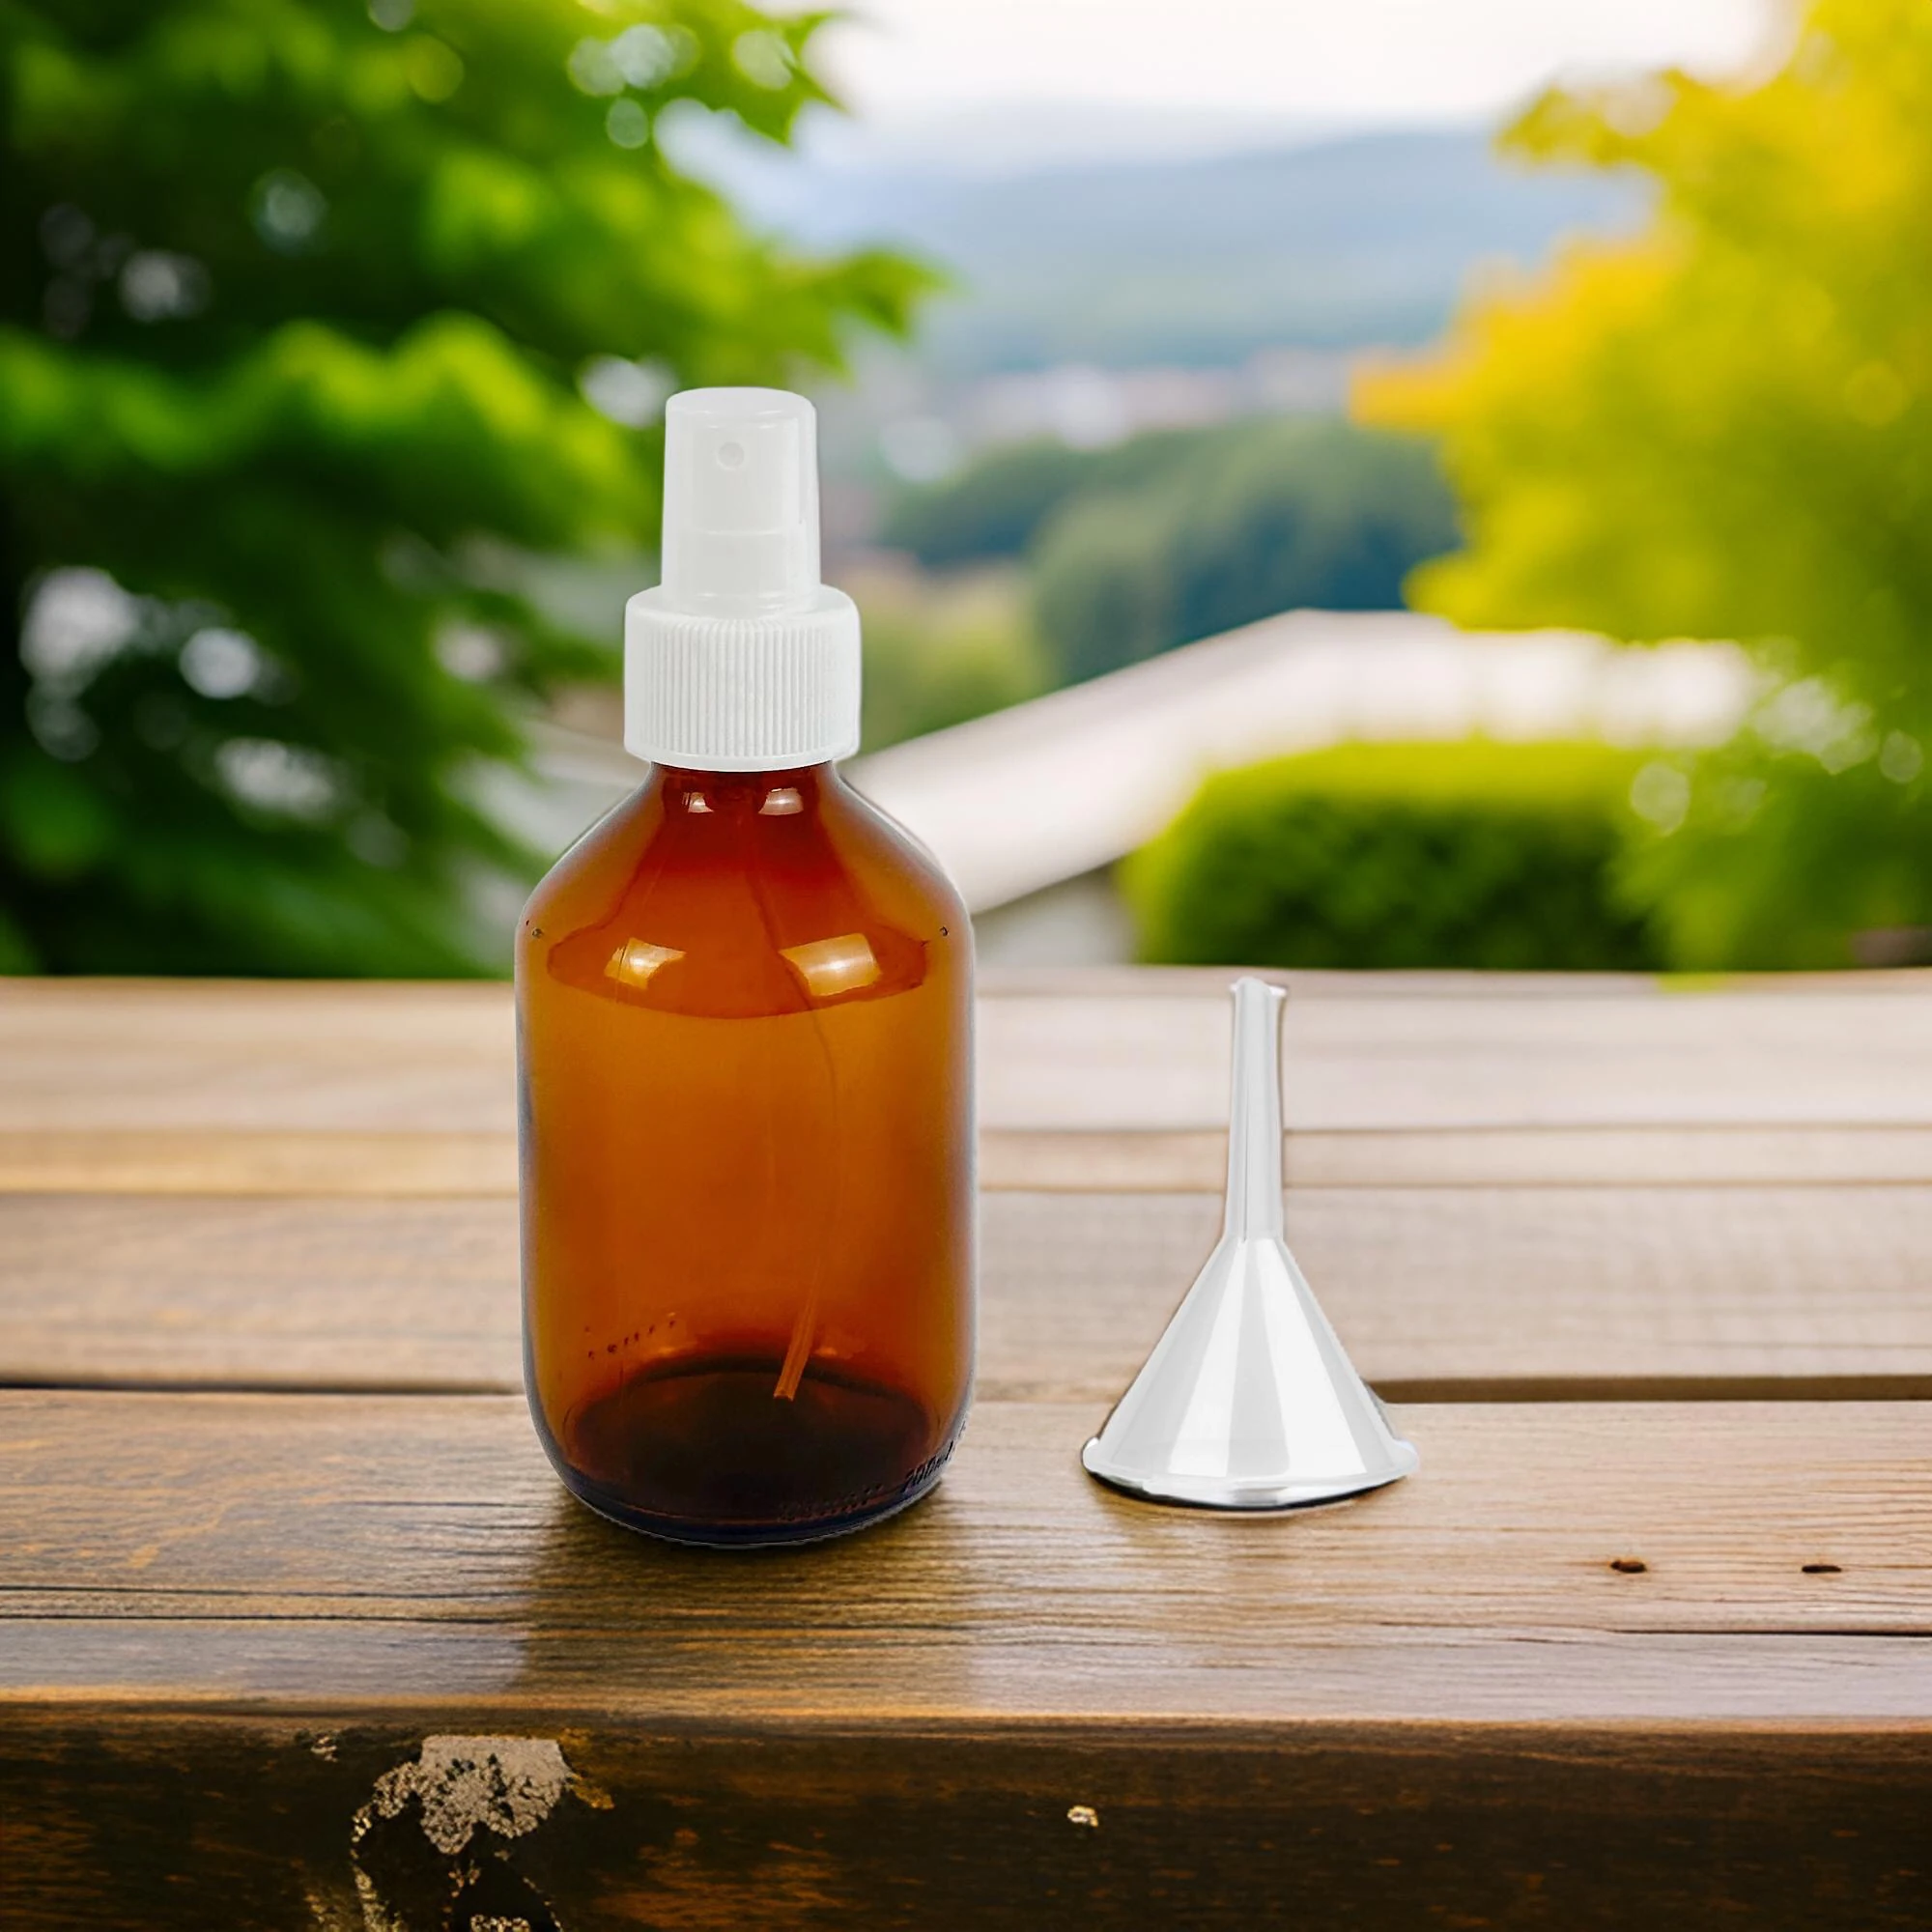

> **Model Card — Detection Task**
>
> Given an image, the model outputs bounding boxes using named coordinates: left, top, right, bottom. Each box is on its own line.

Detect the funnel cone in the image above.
left=1081, top=978, right=1418, bottom=1509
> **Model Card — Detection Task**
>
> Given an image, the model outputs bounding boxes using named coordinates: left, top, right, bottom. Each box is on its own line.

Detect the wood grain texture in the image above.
left=0, top=1128, right=517, bottom=1196
left=979, top=981, right=1932, bottom=1131
left=6, top=1714, right=1931, bottom=1931
left=8, top=970, right=1932, bottom=1927
left=15, top=1122, right=1932, bottom=1197
left=3, top=1392, right=1928, bottom=1714
left=994, top=1123, right=1932, bottom=1190
left=8, top=1186, right=1930, bottom=1399
left=0, top=978, right=514, bottom=1133
left=13, top=974, right=1932, bottom=1140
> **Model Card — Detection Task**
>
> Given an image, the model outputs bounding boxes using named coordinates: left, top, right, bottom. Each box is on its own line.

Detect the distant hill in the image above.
left=695, top=125, right=1646, bottom=374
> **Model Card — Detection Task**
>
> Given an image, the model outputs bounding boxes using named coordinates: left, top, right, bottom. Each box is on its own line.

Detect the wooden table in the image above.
left=4, top=969, right=1930, bottom=1928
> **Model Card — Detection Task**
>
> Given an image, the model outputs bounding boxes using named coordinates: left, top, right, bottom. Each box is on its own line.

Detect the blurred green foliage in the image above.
left=877, top=428, right=1207, bottom=569
left=1357, top=0, right=1932, bottom=968
left=855, top=567, right=1047, bottom=752
left=1125, top=740, right=1657, bottom=971
left=1, top=0, right=926, bottom=975
left=880, top=418, right=1456, bottom=688
left=1616, top=733, right=1932, bottom=970
left=1029, top=418, right=1456, bottom=684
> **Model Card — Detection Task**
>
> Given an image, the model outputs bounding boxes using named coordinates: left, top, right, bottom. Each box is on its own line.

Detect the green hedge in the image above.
left=1123, top=741, right=1661, bottom=970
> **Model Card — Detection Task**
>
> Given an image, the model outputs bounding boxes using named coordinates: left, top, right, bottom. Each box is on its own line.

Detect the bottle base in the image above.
left=555, top=1451, right=952, bottom=1548
left=540, top=1354, right=961, bottom=1548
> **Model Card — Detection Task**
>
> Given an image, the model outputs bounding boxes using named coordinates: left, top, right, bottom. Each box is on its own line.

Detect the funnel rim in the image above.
left=1080, top=1435, right=1418, bottom=1512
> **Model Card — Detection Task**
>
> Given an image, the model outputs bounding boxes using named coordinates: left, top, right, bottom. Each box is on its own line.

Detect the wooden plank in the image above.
left=6, top=1380, right=1929, bottom=1928
left=979, top=984, right=1932, bottom=1131
left=996, top=1124, right=1932, bottom=1190
left=0, top=1128, right=516, bottom=1197
left=6, top=1188, right=1930, bottom=1399
left=2, top=1392, right=1929, bottom=1704
left=1008, top=1122, right=1932, bottom=1189
left=14, top=1122, right=1932, bottom=1197
left=12, top=975, right=1932, bottom=1139
left=6, top=1713, right=1932, bottom=1932
left=980, top=963, right=1932, bottom=997
left=0, top=978, right=514, bottom=1133
left=7, top=1712, right=1930, bottom=1932
left=982, top=1188, right=1932, bottom=1404
left=0, top=1193, right=515, bottom=1393
left=7, top=1390, right=1930, bottom=1923
left=0, top=1391, right=1924, bottom=1739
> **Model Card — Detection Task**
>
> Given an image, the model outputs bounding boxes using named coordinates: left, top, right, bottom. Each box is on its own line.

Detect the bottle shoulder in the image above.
left=521, top=779, right=662, bottom=933
left=820, top=777, right=970, bottom=928
left=519, top=766, right=970, bottom=1021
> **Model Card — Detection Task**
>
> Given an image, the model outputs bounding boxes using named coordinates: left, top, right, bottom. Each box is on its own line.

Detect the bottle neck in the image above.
left=652, top=760, right=842, bottom=823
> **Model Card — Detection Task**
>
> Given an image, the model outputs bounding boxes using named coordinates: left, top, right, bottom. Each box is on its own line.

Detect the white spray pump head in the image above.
left=626, top=386, right=861, bottom=771
left=660, top=387, right=821, bottom=617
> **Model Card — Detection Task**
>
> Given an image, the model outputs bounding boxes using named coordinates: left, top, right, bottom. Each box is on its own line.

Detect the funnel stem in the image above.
left=1223, top=978, right=1286, bottom=1240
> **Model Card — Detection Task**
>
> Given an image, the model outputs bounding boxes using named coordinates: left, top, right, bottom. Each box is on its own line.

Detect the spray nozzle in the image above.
left=660, top=387, right=822, bottom=618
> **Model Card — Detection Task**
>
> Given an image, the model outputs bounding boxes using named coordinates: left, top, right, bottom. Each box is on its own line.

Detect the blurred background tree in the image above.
left=879, top=418, right=1456, bottom=688
left=1358, top=0, right=1932, bottom=969
left=0, top=0, right=925, bottom=974
left=1029, top=418, right=1454, bottom=683
left=854, top=564, right=1047, bottom=751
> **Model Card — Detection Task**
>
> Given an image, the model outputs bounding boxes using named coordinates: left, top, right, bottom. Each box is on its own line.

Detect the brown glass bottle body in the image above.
left=517, top=761, right=974, bottom=1546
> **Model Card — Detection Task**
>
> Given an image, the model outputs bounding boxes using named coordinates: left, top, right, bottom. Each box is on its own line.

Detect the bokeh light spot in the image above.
left=606, top=99, right=649, bottom=149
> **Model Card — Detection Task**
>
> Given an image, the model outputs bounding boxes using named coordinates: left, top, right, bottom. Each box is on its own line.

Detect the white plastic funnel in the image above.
left=1081, top=978, right=1419, bottom=1509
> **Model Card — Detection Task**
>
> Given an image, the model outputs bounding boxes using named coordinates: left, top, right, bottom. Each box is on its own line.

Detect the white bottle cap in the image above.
left=625, top=387, right=861, bottom=771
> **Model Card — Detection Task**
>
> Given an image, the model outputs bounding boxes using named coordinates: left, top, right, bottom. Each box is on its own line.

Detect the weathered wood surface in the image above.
left=6, top=1393, right=1928, bottom=1705
left=5, top=1392, right=1931, bottom=1927
left=10, top=1717, right=1929, bottom=1931
left=12, top=975, right=1932, bottom=1201
left=4, top=972, right=1932, bottom=1928
left=11, top=971, right=1932, bottom=1137
left=5, top=1186, right=1931, bottom=1399
left=16, top=1122, right=1932, bottom=1196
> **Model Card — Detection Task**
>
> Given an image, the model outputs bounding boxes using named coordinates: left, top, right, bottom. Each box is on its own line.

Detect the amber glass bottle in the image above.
left=518, top=388, right=975, bottom=1545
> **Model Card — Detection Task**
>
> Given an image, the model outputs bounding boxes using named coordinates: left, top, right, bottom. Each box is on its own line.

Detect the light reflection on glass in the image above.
left=780, top=931, right=880, bottom=1000
left=759, top=786, right=803, bottom=815
left=605, top=938, right=684, bottom=989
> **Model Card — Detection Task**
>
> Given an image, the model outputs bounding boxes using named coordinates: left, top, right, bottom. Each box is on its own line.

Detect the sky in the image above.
left=814, top=0, right=1774, bottom=145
